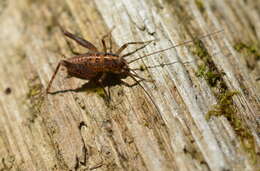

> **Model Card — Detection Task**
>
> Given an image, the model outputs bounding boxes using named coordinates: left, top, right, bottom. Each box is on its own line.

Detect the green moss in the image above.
left=206, top=91, right=258, bottom=163
left=0, top=0, right=8, bottom=15
left=87, top=87, right=106, bottom=99
left=234, top=42, right=260, bottom=59
left=95, top=88, right=106, bottom=98
left=192, top=40, right=209, bottom=59
left=27, top=84, right=42, bottom=98
left=195, top=0, right=205, bottom=13
left=46, top=24, right=54, bottom=34
left=192, top=38, right=258, bottom=164
left=234, top=42, right=260, bottom=69
left=193, top=39, right=224, bottom=87
left=139, top=65, right=146, bottom=71
left=205, top=91, right=239, bottom=120
left=196, top=64, right=223, bottom=87
left=26, top=77, right=44, bottom=123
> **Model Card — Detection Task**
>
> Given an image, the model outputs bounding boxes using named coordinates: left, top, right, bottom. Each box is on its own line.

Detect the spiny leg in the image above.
left=108, top=32, right=113, bottom=53
left=101, top=39, right=107, bottom=53
left=101, top=26, right=115, bottom=53
left=116, top=40, right=154, bottom=56
left=46, top=62, right=62, bottom=94
left=98, top=73, right=111, bottom=101
left=121, top=40, right=153, bottom=58
left=60, top=27, right=99, bottom=52
left=120, top=79, right=145, bottom=88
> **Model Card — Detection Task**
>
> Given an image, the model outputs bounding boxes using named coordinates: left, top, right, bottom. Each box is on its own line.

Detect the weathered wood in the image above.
left=0, top=0, right=259, bottom=170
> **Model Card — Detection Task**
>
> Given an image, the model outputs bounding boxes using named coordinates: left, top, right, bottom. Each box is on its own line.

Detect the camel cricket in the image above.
left=46, top=27, right=223, bottom=104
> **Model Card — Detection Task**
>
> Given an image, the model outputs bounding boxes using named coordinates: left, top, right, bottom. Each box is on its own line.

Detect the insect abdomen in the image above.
left=63, top=53, right=125, bottom=79
left=61, top=60, right=97, bottom=79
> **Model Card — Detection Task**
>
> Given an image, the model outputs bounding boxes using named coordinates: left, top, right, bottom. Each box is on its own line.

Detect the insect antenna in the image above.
left=130, top=60, right=194, bottom=71
left=128, top=29, right=224, bottom=64
left=128, top=69, right=154, bottom=82
left=129, top=73, right=161, bottom=115
left=124, top=29, right=223, bottom=114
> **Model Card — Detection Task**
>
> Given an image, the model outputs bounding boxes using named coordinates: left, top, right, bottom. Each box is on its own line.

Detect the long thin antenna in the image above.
left=129, top=74, right=161, bottom=115
left=128, top=29, right=224, bottom=64
left=131, top=60, right=194, bottom=70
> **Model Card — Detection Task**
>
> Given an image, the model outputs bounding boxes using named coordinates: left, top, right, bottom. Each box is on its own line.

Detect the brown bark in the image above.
left=0, top=0, right=259, bottom=170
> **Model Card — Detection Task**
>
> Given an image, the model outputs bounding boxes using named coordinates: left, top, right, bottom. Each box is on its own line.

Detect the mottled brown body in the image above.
left=62, top=52, right=129, bottom=80
left=46, top=27, right=148, bottom=94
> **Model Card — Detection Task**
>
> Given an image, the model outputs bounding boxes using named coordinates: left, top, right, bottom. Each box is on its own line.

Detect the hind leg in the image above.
left=101, top=26, right=115, bottom=53
left=46, top=61, right=63, bottom=94
left=97, top=73, right=111, bottom=101
left=59, top=26, right=99, bottom=52
left=116, top=40, right=153, bottom=56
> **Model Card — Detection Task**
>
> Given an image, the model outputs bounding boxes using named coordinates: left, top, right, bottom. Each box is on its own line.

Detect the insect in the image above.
left=46, top=27, right=223, bottom=103
left=46, top=27, right=153, bottom=95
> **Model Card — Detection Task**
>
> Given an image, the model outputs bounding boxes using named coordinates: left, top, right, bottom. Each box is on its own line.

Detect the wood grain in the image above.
left=0, top=0, right=259, bottom=170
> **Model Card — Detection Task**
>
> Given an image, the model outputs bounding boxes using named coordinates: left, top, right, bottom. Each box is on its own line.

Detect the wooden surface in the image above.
left=0, top=0, right=259, bottom=170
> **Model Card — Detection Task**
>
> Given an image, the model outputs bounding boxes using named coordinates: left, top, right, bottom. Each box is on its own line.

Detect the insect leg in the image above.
left=101, top=26, right=115, bottom=53
left=116, top=40, right=154, bottom=56
left=101, top=39, right=107, bottom=53
left=46, top=62, right=62, bottom=94
left=60, top=27, right=99, bottom=52
left=120, top=79, right=144, bottom=87
left=129, top=74, right=161, bottom=115
left=65, top=39, right=81, bottom=55
left=129, top=70, right=154, bottom=82
left=109, top=33, right=113, bottom=53
left=121, top=41, right=153, bottom=58
left=98, top=73, right=111, bottom=101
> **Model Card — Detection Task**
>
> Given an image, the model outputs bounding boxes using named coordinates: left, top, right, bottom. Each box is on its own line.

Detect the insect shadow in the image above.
left=48, top=72, right=135, bottom=96
left=47, top=60, right=183, bottom=96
